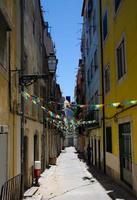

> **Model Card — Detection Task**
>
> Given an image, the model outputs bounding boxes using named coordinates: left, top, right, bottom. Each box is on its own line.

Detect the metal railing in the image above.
left=0, top=174, right=21, bottom=200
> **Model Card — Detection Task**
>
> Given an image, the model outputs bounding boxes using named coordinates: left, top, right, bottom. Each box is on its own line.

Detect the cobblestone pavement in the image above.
left=25, top=147, right=137, bottom=200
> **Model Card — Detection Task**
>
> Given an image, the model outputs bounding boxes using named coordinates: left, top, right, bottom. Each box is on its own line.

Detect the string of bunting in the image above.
left=22, top=91, right=61, bottom=120
left=22, top=91, right=72, bottom=131
left=22, top=90, right=137, bottom=117
left=22, top=91, right=137, bottom=110
left=21, top=91, right=137, bottom=132
left=22, top=91, right=97, bottom=131
left=44, top=99, right=137, bottom=109
left=22, top=91, right=78, bottom=131
left=70, top=100, right=137, bottom=109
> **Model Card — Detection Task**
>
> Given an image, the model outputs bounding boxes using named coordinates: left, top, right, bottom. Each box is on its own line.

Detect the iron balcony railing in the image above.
left=0, top=174, right=21, bottom=200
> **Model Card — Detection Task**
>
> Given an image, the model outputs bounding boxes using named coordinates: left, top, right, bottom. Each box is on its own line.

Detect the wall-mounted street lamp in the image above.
left=48, top=53, right=58, bottom=74
left=19, top=53, right=58, bottom=86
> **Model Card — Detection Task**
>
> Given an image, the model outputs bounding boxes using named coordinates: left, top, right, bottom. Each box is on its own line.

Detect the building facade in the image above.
left=80, top=0, right=104, bottom=169
left=0, top=0, right=62, bottom=197
left=21, top=0, right=44, bottom=188
left=75, top=59, right=86, bottom=153
left=102, top=0, right=137, bottom=195
left=0, top=0, right=21, bottom=193
left=76, top=0, right=137, bottom=197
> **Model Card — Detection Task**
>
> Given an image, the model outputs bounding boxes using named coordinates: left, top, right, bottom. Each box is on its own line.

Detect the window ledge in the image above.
left=103, top=33, right=109, bottom=47
left=117, top=73, right=127, bottom=85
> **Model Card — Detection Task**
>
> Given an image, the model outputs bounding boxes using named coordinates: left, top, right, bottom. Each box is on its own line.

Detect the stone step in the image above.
left=24, top=186, right=39, bottom=197
left=25, top=194, right=43, bottom=200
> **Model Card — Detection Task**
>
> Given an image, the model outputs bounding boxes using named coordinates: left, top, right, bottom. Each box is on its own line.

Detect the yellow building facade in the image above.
left=0, top=0, right=21, bottom=192
left=102, top=0, right=137, bottom=195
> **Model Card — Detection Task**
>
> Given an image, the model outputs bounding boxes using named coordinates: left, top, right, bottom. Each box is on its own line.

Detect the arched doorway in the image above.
left=24, top=136, right=29, bottom=189
left=34, top=134, right=39, bottom=162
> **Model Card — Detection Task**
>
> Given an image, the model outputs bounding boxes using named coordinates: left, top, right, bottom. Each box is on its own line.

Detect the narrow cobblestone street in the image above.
left=1, top=1, right=137, bottom=199
left=25, top=147, right=137, bottom=200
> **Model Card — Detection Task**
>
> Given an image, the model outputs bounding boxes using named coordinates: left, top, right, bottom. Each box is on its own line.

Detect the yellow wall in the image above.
left=102, top=0, right=137, bottom=193
left=0, top=0, right=21, bottom=179
left=102, top=0, right=137, bottom=158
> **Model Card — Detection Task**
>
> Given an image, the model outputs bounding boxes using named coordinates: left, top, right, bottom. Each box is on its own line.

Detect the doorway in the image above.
left=98, top=140, right=101, bottom=169
left=34, top=134, right=39, bottom=161
left=24, top=136, right=29, bottom=189
left=94, top=139, right=97, bottom=166
left=119, top=122, right=132, bottom=187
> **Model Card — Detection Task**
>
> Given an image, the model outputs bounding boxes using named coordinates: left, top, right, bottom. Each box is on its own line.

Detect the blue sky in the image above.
left=41, top=0, right=83, bottom=101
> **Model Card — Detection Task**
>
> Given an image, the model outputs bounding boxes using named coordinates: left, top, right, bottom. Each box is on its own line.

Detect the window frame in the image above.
left=0, top=29, right=8, bottom=70
left=94, top=49, right=98, bottom=71
left=92, top=9, right=96, bottom=35
left=104, top=64, right=110, bottom=94
left=103, top=9, right=108, bottom=41
left=87, top=0, right=93, bottom=18
left=90, top=59, right=93, bottom=80
left=106, top=126, right=112, bottom=153
left=116, top=36, right=127, bottom=81
left=114, top=0, right=122, bottom=14
left=87, top=68, right=90, bottom=86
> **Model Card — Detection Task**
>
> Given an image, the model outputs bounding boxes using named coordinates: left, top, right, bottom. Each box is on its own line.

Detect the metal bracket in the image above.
left=19, top=74, right=49, bottom=86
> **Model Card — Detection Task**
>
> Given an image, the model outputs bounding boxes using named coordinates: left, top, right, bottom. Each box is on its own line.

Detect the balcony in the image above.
left=85, top=110, right=101, bottom=130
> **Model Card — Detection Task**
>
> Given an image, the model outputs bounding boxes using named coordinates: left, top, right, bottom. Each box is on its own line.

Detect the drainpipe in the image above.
left=99, top=0, right=106, bottom=174
left=20, top=0, right=25, bottom=198
left=8, top=28, right=16, bottom=177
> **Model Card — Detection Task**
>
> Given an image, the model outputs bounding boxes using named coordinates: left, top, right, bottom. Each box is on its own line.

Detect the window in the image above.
left=94, top=91, right=99, bottom=104
left=94, top=50, right=98, bottom=71
left=106, top=127, right=112, bottom=153
left=115, top=0, right=121, bottom=13
left=86, top=38, right=89, bottom=56
left=94, top=91, right=99, bottom=121
left=89, top=24, right=92, bottom=45
left=88, top=96, right=94, bottom=121
left=33, top=21, right=35, bottom=36
left=0, top=29, right=7, bottom=68
left=90, top=60, right=93, bottom=79
left=24, top=0, right=26, bottom=9
left=104, top=65, right=110, bottom=93
left=88, top=0, right=93, bottom=18
left=23, top=52, right=28, bottom=74
left=87, top=69, right=90, bottom=86
left=93, top=10, right=96, bottom=34
left=32, top=8, right=36, bottom=37
left=103, top=10, right=108, bottom=40
left=117, top=38, right=126, bottom=80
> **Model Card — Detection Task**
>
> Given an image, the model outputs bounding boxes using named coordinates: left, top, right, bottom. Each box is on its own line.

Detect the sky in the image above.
left=41, top=0, right=83, bottom=101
